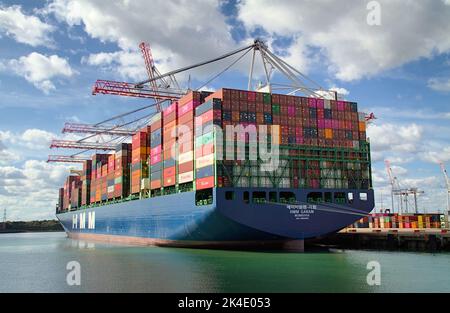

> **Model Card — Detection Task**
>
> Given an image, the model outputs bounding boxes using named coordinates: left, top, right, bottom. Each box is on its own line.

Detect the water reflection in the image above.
left=1, top=232, right=449, bottom=292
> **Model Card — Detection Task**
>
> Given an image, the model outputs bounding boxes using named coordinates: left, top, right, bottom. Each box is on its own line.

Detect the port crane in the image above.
left=385, top=160, right=424, bottom=214
left=50, top=140, right=116, bottom=151
left=47, top=155, right=91, bottom=163
left=50, top=42, right=183, bottom=163
left=440, top=162, right=450, bottom=215
left=62, top=123, right=136, bottom=136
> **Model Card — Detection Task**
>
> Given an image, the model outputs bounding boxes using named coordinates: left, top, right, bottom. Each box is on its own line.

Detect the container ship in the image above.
left=55, top=88, right=374, bottom=248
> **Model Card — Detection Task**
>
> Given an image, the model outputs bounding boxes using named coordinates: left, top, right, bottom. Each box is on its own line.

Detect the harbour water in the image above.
left=0, top=232, right=449, bottom=293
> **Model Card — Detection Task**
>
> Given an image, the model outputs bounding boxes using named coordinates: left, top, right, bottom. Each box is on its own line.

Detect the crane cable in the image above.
left=195, top=47, right=253, bottom=91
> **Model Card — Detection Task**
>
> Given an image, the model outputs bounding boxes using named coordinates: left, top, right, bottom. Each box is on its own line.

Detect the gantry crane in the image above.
left=47, top=155, right=91, bottom=163
left=62, top=123, right=136, bottom=136
left=440, top=162, right=450, bottom=214
left=50, top=140, right=116, bottom=151
left=92, top=42, right=185, bottom=108
left=385, top=160, right=398, bottom=213
left=385, top=160, right=424, bottom=214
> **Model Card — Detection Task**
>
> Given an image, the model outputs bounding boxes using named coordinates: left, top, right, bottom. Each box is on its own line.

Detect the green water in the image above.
left=0, top=232, right=449, bottom=293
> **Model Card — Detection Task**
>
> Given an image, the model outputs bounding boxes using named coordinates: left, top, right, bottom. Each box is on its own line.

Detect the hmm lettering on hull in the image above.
left=72, top=211, right=95, bottom=230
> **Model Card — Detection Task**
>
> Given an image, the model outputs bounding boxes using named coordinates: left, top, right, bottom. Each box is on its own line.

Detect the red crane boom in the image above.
left=47, top=155, right=91, bottom=163
left=92, top=80, right=183, bottom=100
left=62, top=122, right=136, bottom=136
left=50, top=140, right=116, bottom=151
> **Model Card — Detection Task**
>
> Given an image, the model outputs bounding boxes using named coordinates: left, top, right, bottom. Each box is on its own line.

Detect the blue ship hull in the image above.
left=56, top=188, right=374, bottom=248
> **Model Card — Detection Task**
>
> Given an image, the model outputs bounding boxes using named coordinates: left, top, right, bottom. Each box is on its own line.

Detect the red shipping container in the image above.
left=196, top=176, right=215, bottom=190
left=163, top=176, right=176, bottom=187
left=151, top=180, right=161, bottom=190
left=163, top=166, right=176, bottom=178
left=178, top=162, right=193, bottom=173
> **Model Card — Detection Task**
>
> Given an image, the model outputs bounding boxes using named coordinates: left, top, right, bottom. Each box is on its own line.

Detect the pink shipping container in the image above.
left=151, top=145, right=162, bottom=155
left=288, top=106, right=295, bottom=115
left=308, top=98, right=317, bottom=108
left=151, top=153, right=162, bottom=165
left=317, top=119, right=325, bottom=128
left=163, top=102, right=177, bottom=116
left=332, top=120, right=339, bottom=129
left=316, top=99, right=324, bottom=109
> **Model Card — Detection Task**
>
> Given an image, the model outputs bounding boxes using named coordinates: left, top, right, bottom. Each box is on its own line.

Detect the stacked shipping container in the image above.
left=58, top=88, right=372, bottom=211
left=350, top=213, right=448, bottom=229
left=131, top=128, right=149, bottom=194
left=150, top=113, right=163, bottom=191
left=90, top=154, right=109, bottom=204
left=177, top=92, right=201, bottom=190
left=195, top=97, right=222, bottom=190
left=114, top=143, right=131, bottom=198
left=162, top=102, right=178, bottom=189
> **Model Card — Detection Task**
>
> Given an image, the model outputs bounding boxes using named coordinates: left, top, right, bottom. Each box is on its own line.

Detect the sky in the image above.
left=0, top=0, right=449, bottom=221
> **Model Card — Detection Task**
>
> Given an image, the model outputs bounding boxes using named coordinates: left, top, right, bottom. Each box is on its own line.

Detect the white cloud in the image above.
left=330, top=87, right=349, bottom=97
left=3, top=52, right=75, bottom=93
left=0, top=160, right=71, bottom=220
left=44, top=0, right=237, bottom=83
left=391, top=165, right=408, bottom=177
left=82, top=50, right=146, bottom=81
left=0, top=5, right=55, bottom=47
left=237, top=0, right=450, bottom=81
left=428, top=77, right=450, bottom=92
left=420, top=146, right=450, bottom=163
left=21, top=129, right=56, bottom=149
left=367, top=123, right=423, bottom=153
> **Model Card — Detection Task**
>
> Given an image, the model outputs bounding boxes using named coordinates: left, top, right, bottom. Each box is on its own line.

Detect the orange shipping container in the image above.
left=359, top=122, right=366, bottom=132
left=151, top=180, right=161, bottom=189
left=325, top=129, right=333, bottom=139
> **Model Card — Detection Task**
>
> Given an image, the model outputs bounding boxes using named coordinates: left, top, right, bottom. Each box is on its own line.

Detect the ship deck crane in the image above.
left=440, top=162, right=450, bottom=214
left=47, top=155, right=91, bottom=163
left=52, top=39, right=338, bottom=164
left=50, top=140, right=116, bottom=151
left=62, top=123, right=136, bottom=136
